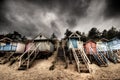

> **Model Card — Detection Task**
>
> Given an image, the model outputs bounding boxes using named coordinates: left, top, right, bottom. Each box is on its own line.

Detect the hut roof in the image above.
left=33, top=33, right=51, bottom=42
left=96, top=38, right=109, bottom=42
left=0, top=37, right=13, bottom=42
left=85, top=39, right=96, bottom=44
left=109, top=37, right=120, bottom=42
left=69, top=32, right=80, bottom=38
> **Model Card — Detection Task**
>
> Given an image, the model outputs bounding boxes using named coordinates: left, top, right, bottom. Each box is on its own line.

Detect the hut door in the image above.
left=70, top=38, right=78, bottom=48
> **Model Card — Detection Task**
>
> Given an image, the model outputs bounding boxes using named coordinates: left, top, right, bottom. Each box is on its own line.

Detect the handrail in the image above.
left=19, top=43, right=35, bottom=59
left=19, top=42, right=41, bottom=67
left=18, top=43, right=35, bottom=67
left=89, top=47, right=103, bottom=65
left=71, top=48, right=80, bottom=73
left=25, top=43, right=41, bottom=60
left=97, top=48, right=109, bottom=64
left=80, top=47, right=90, bottom=64
left=78, top=49, right=90, bottom=73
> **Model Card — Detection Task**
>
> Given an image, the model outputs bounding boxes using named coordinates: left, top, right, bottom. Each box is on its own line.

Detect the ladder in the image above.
left=107, top=48, right=118, bottom=63
left=18, top=43, right=41, bottom=70
left=0, top=52, right=15, bottom=64
left=90, top=47, right=108, bottom=66
left=71, top=48, right=90, bottom=73
left=97, top=48, right=109, bottom=66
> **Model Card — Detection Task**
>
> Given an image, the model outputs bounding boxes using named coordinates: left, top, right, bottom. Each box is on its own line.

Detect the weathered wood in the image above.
left=0, top=52, right=15, bottom=64
left=71, top=48, right=90, bottom=73
left=18, top=43, right=41, bottom=70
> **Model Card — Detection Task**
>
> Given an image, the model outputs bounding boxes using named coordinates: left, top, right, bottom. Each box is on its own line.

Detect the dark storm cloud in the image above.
left=0, top=0, right=120, bottom=38
left=27, top=0, right=91, bottom=16
left=0, top=0, right=11, bottom=26
left=27, top=0, right=91, bottom=27
left=104, top=0, right=120, bottom=18
left=0, top=0, right=92, bottom=38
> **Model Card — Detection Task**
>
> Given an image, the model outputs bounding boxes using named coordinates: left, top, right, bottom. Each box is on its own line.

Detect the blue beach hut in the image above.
left=0, top=37, right=25, bottom=53
left=67, top=32, right=80, bottom=49
left=108, top=37, right=120, bottom=51
left=0, top=37, right=17, bottom=52
left=107, top=37, right=120, bottom=63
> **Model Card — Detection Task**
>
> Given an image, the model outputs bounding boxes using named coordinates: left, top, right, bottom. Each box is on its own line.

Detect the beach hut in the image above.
left=96, top=38, right=109, bottom=52
left=18, top=33, right=54, bottom=70
left=67, top=32, right=81, bottom=49
left=84, top=39, right=108, bottom=66
left=96, top=38, right=109, bottom=57
left=67, top=32, right=90, bottom=73
left=26, top=34, right=54, bottom=53
left=84, top=40, right=97, bottom=55
left=107, top=37, right=120, bottom=63
left=0, top=37, right=25, bottom=53
left=0, top=37, right=25, bottom=64
left=108, top=37, right=120, bottom=51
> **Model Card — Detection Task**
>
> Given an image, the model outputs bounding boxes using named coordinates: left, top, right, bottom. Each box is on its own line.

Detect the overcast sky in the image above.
left=0, top=0, right=120, bottom=38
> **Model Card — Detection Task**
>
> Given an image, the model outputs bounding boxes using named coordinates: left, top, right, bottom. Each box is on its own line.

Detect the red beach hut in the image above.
left=84, top=40, right=97, bottom=55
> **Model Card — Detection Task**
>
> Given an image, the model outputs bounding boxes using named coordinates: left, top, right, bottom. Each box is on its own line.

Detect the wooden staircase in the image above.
left=90, top=47, right=108, bottom=66
left=0, top=52, right=15, bottom=64
left=18, top=43, right=41, bottom=70
left=71, top=48, right=90, bottom=73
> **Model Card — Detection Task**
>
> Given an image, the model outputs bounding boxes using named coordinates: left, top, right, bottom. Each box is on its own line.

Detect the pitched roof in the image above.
left=96, top=38, right=109, bottom=42
left=85, top=39, right=96, bottom=44
left=33, top=33, right=50, bottom=41
left=0, top=37, right=13, bottom=42
left=69, top=32, right=80, bottom=38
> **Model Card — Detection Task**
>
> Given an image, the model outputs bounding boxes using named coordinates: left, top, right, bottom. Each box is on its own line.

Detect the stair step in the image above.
left=0, top=59, right=8, bottom=64
left=78, top=56, right=82, bottom=58
left=80, top=69, right=89, bottom=73
left=78, top=58, right=83, bottom=60
left=79, top=61, right=84, bottom=63
left=79, top=65, right=86, bottom=68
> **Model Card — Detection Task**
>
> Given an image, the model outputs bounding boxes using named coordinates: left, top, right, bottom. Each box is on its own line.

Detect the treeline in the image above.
left=65, top=27, right=120, bottom=42
left=0, top=31, right=27, bottom=42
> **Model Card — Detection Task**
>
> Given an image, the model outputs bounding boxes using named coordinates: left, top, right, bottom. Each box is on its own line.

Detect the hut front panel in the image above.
left=15, top=43, right=25, bottom=53
left=26, top=43, right=35, bottom=51
left=108, top=40, right=120, bottom=50
left=67, top=40, right=73, bottom=49
left=77, top=41, right=84, bottom=49
left=67, top=39, right=79, bottom=49
left=84, top=42, right=97, bottom=54
left=36, top=42, right=54, bottom=52
left=97, top=42, right=108, bottom=51
left=0, top=42, right=17, bottom=52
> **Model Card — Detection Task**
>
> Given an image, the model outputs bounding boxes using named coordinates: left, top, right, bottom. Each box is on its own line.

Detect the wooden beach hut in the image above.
left=107, top=37, right=120, bottom=63
left=84, top=40, right=97, bottom=55
left=18, top=33, right=54, bottom=70
left=67, top=32, right=90, bottom=73
left=0, top=37, right=25, bottom=64
left=84, top=39, right=108, bottom=66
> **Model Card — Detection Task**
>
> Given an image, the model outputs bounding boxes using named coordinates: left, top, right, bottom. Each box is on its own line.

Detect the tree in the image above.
left=64, top=29, right=72, bottom=37
left=76, top=31, right=81, bottom=36
left=88, top=27, right=101, bottom=39
left=51, top=33, right=57, bottom=39
left=116, top=29, right=120, bottom=39
left=107, top=27, right=118, bottom=39
left=80, top=32, right=87, bottom=42
left=101, top=29, right=108, bottom=39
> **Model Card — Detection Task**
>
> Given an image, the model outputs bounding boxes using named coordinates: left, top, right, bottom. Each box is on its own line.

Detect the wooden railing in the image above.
left=71, top=48, right=80, bottom=73
left=18, top=43, right=41, bottom=69
left=78, top=49, right=90, bottom=73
